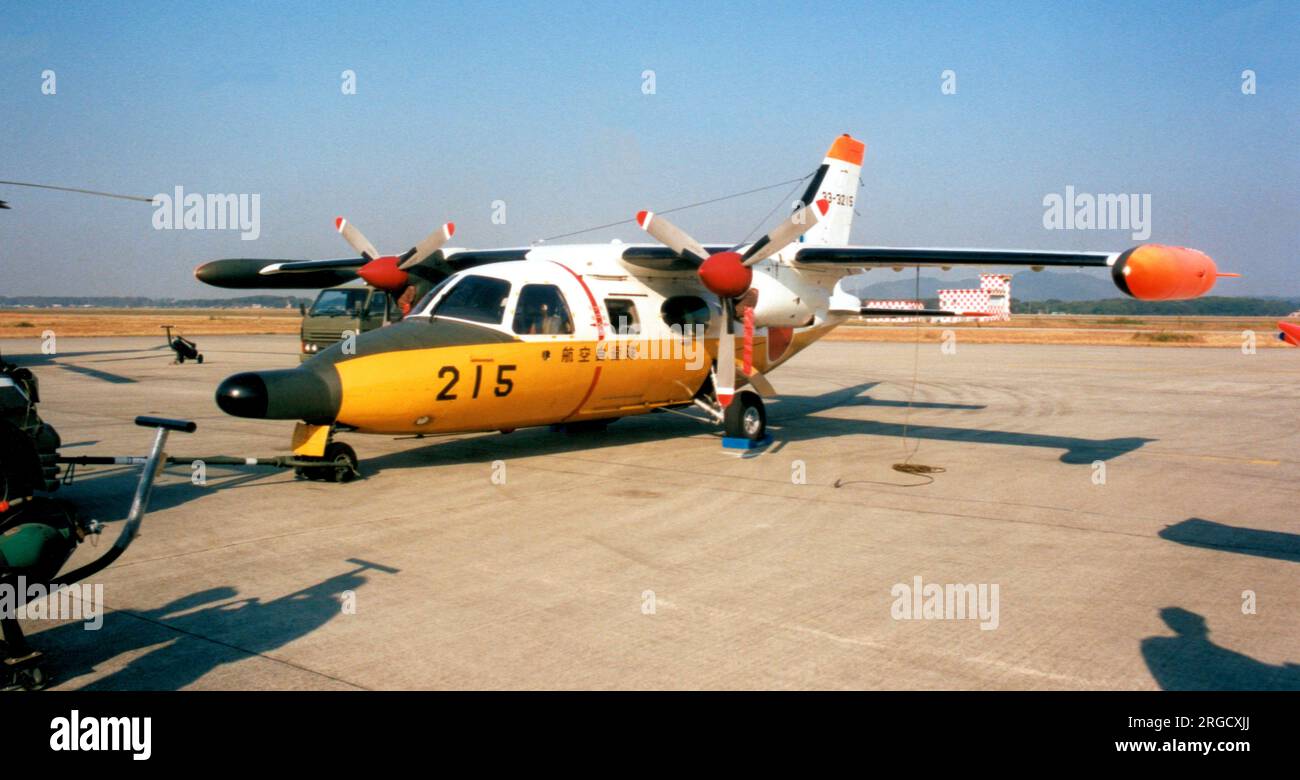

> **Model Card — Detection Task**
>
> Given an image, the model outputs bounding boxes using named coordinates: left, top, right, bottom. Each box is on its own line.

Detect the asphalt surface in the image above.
left=5, top=334, right=1297, bottom=689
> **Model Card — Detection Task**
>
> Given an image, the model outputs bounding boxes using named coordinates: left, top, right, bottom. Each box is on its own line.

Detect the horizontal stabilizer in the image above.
left=858, top=306, right=991, bottom=318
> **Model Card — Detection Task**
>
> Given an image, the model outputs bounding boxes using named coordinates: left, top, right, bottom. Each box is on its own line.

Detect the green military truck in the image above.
left=298, top=281, right=395, bottom=361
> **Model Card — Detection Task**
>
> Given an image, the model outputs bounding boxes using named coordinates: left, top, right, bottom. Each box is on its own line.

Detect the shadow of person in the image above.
left=1140, top=607, right=1300, bottom=690
left=34, top=560, right=393, bottom=690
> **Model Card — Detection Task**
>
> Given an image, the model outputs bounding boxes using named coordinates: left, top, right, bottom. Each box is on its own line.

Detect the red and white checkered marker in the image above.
left=862, top=299, right=925, bottom=323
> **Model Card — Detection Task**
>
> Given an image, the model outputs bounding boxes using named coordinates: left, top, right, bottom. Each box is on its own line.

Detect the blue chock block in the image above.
left=722, top=434, right=773, bottom=451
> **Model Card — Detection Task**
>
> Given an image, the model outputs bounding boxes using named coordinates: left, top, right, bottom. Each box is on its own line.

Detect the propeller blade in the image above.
left=335, top=217, right=380, bottom=261
left=635, top=211, right=710, bottom=264
left=740, top=198, right=830, bottom=266
left=398, top=222, right=456, bottom=270
left=742, top=369, right=777, bottom=397
left=716, top=298, right=736, bottom=408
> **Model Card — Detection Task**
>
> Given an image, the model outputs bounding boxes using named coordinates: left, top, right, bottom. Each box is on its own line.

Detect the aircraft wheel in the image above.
left=197, top=355, right=204, bottom=364
left=724, top=391, right=766, bottom=441
left=321, top=442, right=358, bottom=483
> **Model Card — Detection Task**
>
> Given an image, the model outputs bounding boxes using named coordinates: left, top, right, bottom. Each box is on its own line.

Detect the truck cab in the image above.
left=300, top=281, right=394, bottom=361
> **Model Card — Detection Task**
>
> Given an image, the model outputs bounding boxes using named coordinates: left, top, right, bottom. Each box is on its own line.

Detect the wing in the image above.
left=619, top=244, right=734, bottom=272
left=794, top=246, right=1115, bottom=269
left=194, top=257, right=362, bottom=289
left=194, top=249, right=532, bottom=290
left=796, top=243, right=1230, bottom=301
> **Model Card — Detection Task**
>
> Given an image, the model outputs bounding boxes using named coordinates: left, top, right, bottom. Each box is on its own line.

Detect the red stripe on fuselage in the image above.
left=551, top=260, right=606, bottom=421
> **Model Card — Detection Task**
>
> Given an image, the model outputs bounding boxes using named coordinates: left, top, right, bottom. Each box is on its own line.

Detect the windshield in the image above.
left=310, top=288, right=369, bottom=317
left=432, top=275, right=511, bottom=325
left=410, top=275, right=457, bottom=317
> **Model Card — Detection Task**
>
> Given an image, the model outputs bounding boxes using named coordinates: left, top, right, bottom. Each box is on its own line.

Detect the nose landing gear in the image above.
left=294, top=441, right=359, bottom=483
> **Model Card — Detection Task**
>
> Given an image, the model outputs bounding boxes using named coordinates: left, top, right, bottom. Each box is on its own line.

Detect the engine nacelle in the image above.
left=748, top=269, right=820, bottom=327
left=1112, top=244, right=1219, bottom=301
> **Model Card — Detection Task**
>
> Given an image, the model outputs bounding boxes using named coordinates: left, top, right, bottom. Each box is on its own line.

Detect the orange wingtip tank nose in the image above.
left=1112, top=244, right=1230, bottom=301
left=1279, top=322, right=1300, bottom=347
left=827, top=134, right=865, bottom=166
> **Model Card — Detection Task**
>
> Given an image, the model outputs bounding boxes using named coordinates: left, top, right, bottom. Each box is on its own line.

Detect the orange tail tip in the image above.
left=827, top=134, right=865, bottom=166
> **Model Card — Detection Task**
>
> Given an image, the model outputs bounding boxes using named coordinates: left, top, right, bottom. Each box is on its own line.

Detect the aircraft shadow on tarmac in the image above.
left=2, top=346, right=170, bottom=385
left=56, top=465, right=280, bottom=524
left=1158, top=518, right=1300, bottom=564
left=361, top=380, right=1152, bottom=475
left=1141, top=607, right=1300, bottom=691
left=41, top=380, right=1152, bottom=523
left=33, top=559, right=394, bottom=690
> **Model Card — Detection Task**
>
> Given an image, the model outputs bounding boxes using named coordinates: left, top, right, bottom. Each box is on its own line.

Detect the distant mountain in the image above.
left=0, top=295, right=310, bottom=309
left=846, top=270, right=1118, bottom=302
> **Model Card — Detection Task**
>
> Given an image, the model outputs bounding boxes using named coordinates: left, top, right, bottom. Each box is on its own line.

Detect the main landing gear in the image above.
left=723, top=391, right=767, bottom=442
left=688, top=373, right=768, bottom=445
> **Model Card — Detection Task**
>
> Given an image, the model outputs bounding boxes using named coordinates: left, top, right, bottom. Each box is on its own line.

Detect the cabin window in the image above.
left=433, top=275, right=511, bottom=325
left=605, top=298, right=640, bottom=336
left=660, top=295, right=711, bottom=330
left=366, top=291, right=389, bottom=319
left=512, top=284, right=574, bottom=335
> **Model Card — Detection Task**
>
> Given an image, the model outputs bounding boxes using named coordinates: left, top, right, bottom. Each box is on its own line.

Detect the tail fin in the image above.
left=795, top=134, right=865, bottom=247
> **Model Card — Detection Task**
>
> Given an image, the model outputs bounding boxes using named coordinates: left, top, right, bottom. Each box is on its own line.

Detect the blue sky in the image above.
left=1, top=0, right=1296, bottom=297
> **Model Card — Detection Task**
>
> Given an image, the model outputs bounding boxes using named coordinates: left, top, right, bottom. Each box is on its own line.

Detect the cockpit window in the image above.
left=432, top=275, right=511, bottom=325
left=512, top=284, right=574, bottom=335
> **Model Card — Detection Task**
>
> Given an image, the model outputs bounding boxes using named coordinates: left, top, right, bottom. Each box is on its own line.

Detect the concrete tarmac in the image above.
left=4, top=335, right=1297, bottom=689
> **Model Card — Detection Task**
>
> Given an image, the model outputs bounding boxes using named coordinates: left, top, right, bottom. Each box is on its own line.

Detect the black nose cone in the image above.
left=215, top=368, right=341, bottom=422
left=216, top=372, right=269, bottom=418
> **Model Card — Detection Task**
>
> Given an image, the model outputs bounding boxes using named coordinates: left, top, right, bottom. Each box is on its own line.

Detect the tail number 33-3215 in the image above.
left=436, top=364, right=516, bottom=401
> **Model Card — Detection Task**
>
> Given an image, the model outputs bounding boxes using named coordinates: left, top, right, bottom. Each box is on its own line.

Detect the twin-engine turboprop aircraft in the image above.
left=195, top=134, right=1235, bottom=480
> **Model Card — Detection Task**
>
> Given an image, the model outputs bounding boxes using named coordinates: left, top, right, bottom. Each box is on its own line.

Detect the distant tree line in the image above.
left=0, top=295, right=312, bottom=309
left=1011, top=297, right=1300, bottom=316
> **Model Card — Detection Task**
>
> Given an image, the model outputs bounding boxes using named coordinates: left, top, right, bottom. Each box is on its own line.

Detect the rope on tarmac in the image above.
left=835, top=267, right=945, bottom=488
